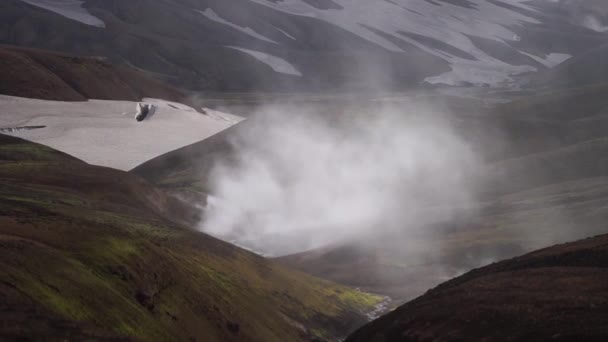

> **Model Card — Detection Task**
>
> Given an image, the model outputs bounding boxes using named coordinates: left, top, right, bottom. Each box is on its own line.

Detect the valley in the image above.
left=0, top=134, right=382, bottom=341
left=131, top=86, right=608, bottom=302
left=2, top=0, right=608, bottom=341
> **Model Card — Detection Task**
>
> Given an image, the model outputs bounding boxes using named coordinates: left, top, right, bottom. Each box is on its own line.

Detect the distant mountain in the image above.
left=0, top=134, right=381, bottom=342
left=3, top=0, right=607, bottom=91
left=345, top=233, right=608, bottom=342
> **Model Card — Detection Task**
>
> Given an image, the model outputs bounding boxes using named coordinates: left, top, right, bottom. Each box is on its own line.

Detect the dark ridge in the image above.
left=346, top=234, right=608, bottom=342
left=0, top=45, right=185, bottom=102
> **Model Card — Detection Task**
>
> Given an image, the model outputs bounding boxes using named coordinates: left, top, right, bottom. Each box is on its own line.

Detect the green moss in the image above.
left=198, top=264, right=237, bottom=292
left=27, top=274, right=92, bottom=320
left=0, top=189, right=87, bottom=208
left=0, top=137, right=383, bottom=342
left=337, top=288, right=383, bottom=310
left=0, top=143, right=67, bottom=161
left=106, top=238, right=139, bottom=257
left=83, top=211, right=179, bottom=237
left=1, top=194, right=52, bottom=206
left=0, top=161, right=47, bottom=173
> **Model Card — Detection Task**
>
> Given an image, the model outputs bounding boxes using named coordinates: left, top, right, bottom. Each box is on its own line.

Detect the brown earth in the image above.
left=0, top=45, right=185, bottom=102
left=345, top=233, right=608, bottom=342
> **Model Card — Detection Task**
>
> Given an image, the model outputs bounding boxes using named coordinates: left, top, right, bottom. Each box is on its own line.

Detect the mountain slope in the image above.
left=0, top=45, right=185, bottom=102
left=527, top=43, right=608, bottom=89
left=130, top=84, right=608, bottom=301
left=3, top=0, right=607, bottom=91
left=345, top=233, right=608, bottom=342
left=131, top=121, right=243, bottom=197
left=0, top=134, right=381, bottom=342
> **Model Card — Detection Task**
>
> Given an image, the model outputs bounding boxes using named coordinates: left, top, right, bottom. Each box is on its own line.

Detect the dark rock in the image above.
left=226, top=321, right=240, bottom=334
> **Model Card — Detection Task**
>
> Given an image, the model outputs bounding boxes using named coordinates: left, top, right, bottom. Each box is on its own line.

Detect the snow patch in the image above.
left=520, top=52, right=572, bottom=68
left=198, top=8, right=278, bottom=44
left=425, top=60, right=537, bottom=87
left=142, top=98, right=197, bottom=112
left=202, top=108, right=243, bottom=125
left=0, top=95, right=243, bottom=171
left=227, top=46, right=302, bottom=76
left=582, top=15, right=608, bottom=33
left=19, top=0, right=105, bottom=27
left=274, top=26, right=296, bottom=40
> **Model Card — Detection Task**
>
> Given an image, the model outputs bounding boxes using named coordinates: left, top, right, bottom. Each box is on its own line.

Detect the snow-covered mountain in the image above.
left=3, top=0, right=608, bottom=91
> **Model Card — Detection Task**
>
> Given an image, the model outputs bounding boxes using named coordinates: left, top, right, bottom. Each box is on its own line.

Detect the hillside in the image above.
left=345, top=233, right=608, bottom=342
left=0, top=134, right=381, bottom=341
left=131, top=121, right=243, bottom=197
left=0, top=45, right=185, bottom=102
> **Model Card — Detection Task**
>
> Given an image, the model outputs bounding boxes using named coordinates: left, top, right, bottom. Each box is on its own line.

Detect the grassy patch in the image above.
left=0, top=142, right=69, bottom=161
left=0, top=136, right=381, bottom=341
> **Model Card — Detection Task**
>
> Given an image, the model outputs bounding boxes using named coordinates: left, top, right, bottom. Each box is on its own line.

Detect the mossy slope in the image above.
left=0, top=134, right=381, bottom=341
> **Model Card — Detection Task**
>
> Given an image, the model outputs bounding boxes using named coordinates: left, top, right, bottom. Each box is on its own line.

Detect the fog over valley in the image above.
left=2, top=0, right=608, bottom=341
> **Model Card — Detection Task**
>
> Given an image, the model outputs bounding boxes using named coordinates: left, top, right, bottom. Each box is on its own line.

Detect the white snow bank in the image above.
left=142, top=98, right=198, bottom=112
left=19, top=0, right=105, bottom=28
left=227, top=46, right=302, bottom=76
left=201, top=108, right=243, bottom=125
left=520, top=52, right=572, bottom=68
left=0, top=95, right=244, bottom=171
left=425, top=60, right=537, bottom=87
left=141, top=98, right=242, bottom=124
left=583, top=15, right=608, bottom=33
left=274, top=27, right=296, bottom=40
left=198, top=8, right=278, bottom=44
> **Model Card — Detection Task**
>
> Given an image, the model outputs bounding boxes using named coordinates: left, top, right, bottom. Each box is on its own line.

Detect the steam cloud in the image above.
left=200, top=102, right=480, bottom=256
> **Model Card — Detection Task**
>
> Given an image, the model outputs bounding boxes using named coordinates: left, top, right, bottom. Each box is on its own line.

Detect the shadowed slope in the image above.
left=345, top=234, right=608, bottom=342
left=131, top=121, right=244, bottom=198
